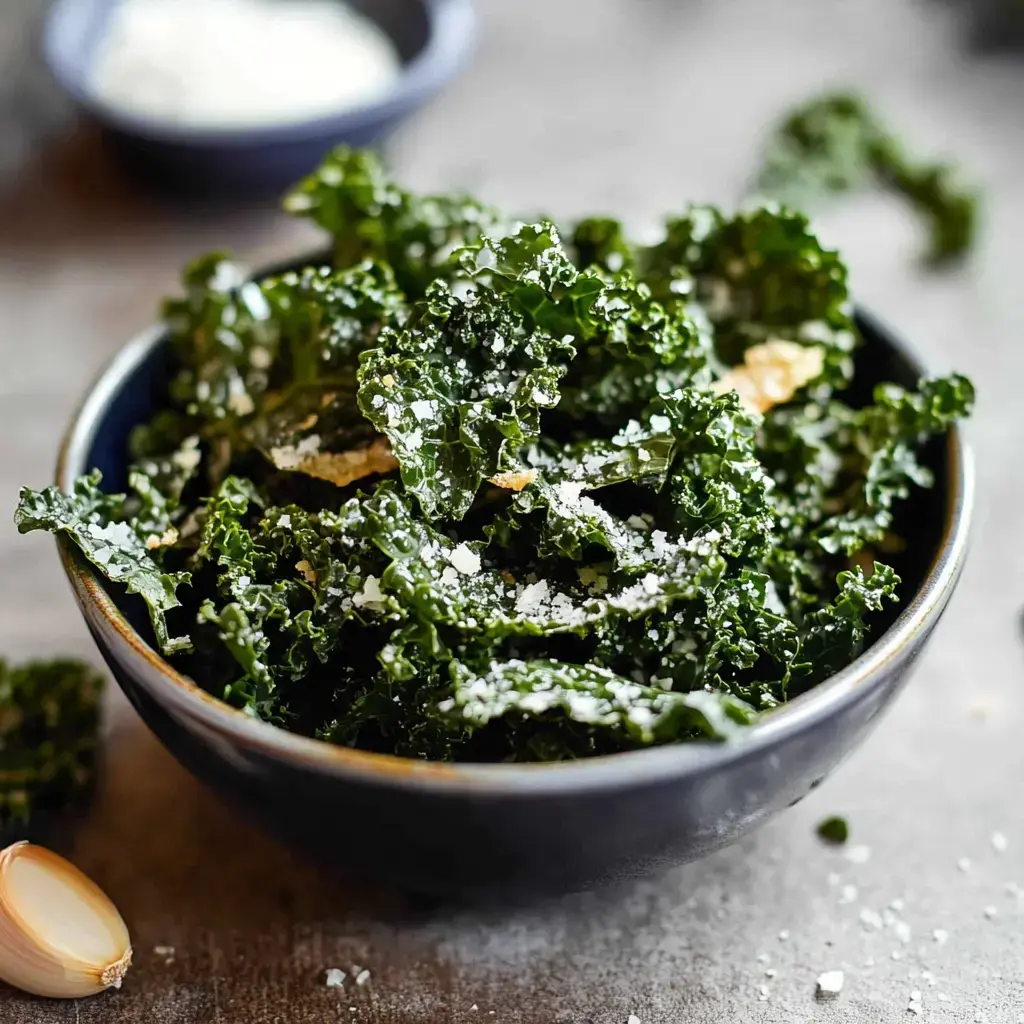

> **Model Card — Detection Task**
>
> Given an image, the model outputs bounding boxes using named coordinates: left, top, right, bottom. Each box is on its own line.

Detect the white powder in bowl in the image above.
left=89, top=0, right=402, bottom=128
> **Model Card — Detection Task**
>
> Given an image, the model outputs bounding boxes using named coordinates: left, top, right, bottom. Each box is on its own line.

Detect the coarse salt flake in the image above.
left=448, top=543, right=481, bottom=576
left=352, top=575, right=386, bottom=608
left=816, top=970, right=844, bottom=999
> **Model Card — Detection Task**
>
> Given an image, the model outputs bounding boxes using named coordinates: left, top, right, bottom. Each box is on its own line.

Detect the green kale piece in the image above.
left=163, top=255, right=407, bottom=481
left=128, top=433, right=202, bottom=540
left=457, top=221, right=608, bottom=339
left=639, top=205, right=856, bottom=387
left=0, top=658, right=103, bottom=831
left=655, top=388, right=775, bottom=556
left=757, top=92, right=979, bottom=265
left=284, top=146, right=502, bottom=295
left=192, top=481, right=399, bottom=720
left=785, top=563, right=901, bottom=693
left=379, top=480, right=725, bottom=636
left=15, top=472, right=191, bottom=654
left=444, top=659, right=756, bottom=744
left=192, top=482, right=314, bottom=715
left=555, top=276, right=715, bottom=421
left=814, top=375, right=975, bottom=555
left=590, top=567, right=797, bottom=708
left=357, top=279, right=574, bottom=520
left=757, top=93, right=879, bottom=202
left=816, top=815, right=850, bottom=844
left=463, top=222, right=715, bottom=423
left=260, top=259, right=408, bottom=384
left=164, top=252, right=276, bottom=428
left=571, top=217, right=637, bottom=275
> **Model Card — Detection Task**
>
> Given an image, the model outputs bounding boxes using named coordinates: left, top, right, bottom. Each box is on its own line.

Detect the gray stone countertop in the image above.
left=0, top=0, right=1022, bottom=1020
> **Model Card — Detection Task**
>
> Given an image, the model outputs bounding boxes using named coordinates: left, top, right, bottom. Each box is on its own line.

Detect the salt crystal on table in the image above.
left=816, top=970, right=844, bottom=999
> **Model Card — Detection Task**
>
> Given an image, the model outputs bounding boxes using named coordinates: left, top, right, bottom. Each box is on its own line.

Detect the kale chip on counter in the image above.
left=0, top=658, right=104, bottom=830
left=15, top=148, right=974, bottom=762
left=756, top=92, right=979, bottom=265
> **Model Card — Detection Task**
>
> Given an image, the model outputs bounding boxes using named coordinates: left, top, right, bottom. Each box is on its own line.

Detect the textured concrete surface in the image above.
left=0, top=0, right=1022, bottom=1020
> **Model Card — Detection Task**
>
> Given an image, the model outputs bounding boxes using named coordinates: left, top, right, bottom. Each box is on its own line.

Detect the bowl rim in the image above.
left=55, top=291, right=974, bottom=795
left=40, top=0, right=475, bottom=147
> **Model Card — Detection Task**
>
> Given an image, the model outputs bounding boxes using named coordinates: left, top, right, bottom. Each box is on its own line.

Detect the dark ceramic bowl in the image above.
left=41, top=0, right=474, bottom=197
left=54, top=267, right=972, bottom=899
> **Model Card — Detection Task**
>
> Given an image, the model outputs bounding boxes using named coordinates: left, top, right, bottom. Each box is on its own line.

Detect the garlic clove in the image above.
left=0, top=841, right=131, bottom=998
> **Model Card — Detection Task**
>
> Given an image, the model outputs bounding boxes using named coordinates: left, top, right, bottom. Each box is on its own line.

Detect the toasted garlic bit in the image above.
left=272, top=436, right=399, bottom=488
left=0, top=842, right=132, bottom=998
left=713, top=340, right=825, bottom=414
left=295, top=437, right=399, bottom=488
left=145, top=526, right=179, bottom=551
left=488, top=468, right=538, bottom=491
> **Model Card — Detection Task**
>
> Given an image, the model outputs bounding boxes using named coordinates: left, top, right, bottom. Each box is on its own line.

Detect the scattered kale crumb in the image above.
left=15, top=147, right=975, bottom=763
left=816, top=815, right=850, bottom=845
left=756, top=91, right=979, bottom=265
left=0, top=657, right=103, bottom=831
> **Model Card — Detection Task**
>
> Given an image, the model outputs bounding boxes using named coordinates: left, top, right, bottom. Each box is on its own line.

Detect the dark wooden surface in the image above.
left=2, top=0, right=1023, bottom=1020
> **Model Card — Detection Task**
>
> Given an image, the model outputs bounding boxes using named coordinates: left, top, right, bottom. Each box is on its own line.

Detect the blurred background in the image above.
left=1, top=0, right=1023, bottom=1021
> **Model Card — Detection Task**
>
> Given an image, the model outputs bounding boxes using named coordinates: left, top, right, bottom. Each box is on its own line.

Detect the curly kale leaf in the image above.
left=352, top=481, right=727, bottom=645
left=260, top=259, right=408, bottom=384
left=556, top=278, right=715, bottom=421
left=505, top=388, right=771, bottom=575
left=461, top=223, right=714, bottom=423
left=814, top=374, right=974, bottom=555
left=655, top=388, right=775, bottom=557
left=638, top=205, right=856, bottom=390
left=357, top=282, right=574, bottom=520
left=444, top=659, right=756, bottom=744
left=457, top=222, right=608, bottom=339
left=0, top=658, right=104, bottom=830
left=193, top=489, right=393, bottom=718
left=128, top=433, right=202, bottom=541
left=571, top=217, right=636, bottom=275
left=785, top=563, right=900, bottom=692
left=591, top=571, right=799, bottom=709
left=501, top=422, right=677, bottom=568
left=193, top=476, right=270, bottom=585
left=164, top=252, right=277, bottom=428
left=757, top=93, right=880, bottom=202
left=283, top=146, right=502, bottom=295
left=756, top=91, right=979, bottom=265
left=14, top=472, right=192, bottom=654
left=163, top=256, right=407, bottom=480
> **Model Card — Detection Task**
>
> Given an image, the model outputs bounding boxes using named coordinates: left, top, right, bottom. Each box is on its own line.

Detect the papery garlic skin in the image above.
left=0, top=841, right=132, bottom=998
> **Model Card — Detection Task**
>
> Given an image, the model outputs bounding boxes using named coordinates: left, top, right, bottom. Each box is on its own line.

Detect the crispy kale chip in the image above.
left=445, top=659, right=756, bottom=743
left=0, top=658, right=104, bottom=831
left=15, top=472, right=192, bottom=654
left=15, top=149, right=973, bottom=762
left=357, top=275, right=575, bottom=520
left=639, top=204, right=856, bottom=387
left=756, top=92, right=979, bottom=265
left=284, top=146, right=503, bottom=297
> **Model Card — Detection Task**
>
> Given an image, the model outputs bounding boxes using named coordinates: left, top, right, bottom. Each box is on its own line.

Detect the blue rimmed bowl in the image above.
left=53, top=261, right=973, bottom=899
left=41, top=0, right=475, bottom=197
